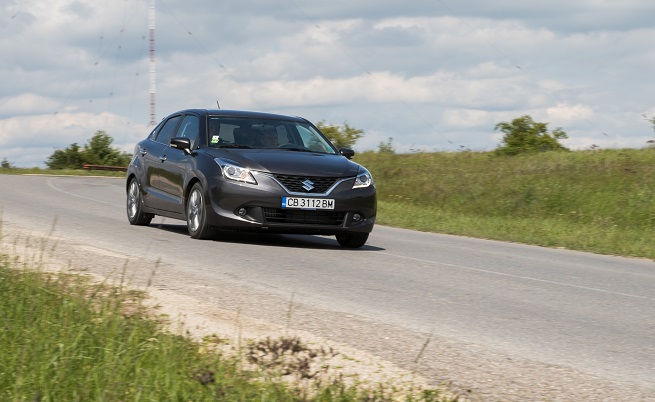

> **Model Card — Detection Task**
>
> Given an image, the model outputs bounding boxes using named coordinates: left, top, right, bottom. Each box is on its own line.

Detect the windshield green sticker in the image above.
left=211, top=135, right=220, bottom=144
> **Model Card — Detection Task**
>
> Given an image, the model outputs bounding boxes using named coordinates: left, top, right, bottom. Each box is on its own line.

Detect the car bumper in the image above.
left=203, top=172, right=376, bottom=235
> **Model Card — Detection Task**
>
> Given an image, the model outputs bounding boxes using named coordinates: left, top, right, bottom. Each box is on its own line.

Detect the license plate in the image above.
left=282, top=197, right=335, bottom=210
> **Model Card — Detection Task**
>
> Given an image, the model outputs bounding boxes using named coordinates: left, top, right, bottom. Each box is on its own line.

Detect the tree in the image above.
left=1, top=158, right=14, bottom=169
left=46, top=131, right=131, bottom=169
left=316, top=121, right=364, bottom=149
left=494, top=115, right=569, bottom=156
left=83, top=131, right=132, bottom=166
left=46, top=143, right=85, bottom=169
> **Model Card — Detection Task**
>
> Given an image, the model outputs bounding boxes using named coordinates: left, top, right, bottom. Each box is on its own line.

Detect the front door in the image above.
left=157, top=114, right=200, bottom=214
left=142, top=114, right=182, bottom=210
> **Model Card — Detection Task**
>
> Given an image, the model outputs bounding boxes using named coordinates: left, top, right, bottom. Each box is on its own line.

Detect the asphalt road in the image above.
left=1, top=174, right=654, bottom=400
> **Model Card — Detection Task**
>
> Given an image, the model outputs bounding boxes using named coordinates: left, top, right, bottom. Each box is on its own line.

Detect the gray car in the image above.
left=126, top=109, right=376, bottom=248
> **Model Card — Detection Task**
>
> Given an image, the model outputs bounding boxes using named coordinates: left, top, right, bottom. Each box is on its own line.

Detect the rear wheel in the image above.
left=187, top=183, right=214, bottom=239
left=336, top=232, right=369, bottom=248
left=126, top=178, right=153, bottom=226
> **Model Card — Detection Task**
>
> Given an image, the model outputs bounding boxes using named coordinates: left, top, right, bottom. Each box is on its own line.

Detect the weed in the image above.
left=246, top=336, right=338, bottom=380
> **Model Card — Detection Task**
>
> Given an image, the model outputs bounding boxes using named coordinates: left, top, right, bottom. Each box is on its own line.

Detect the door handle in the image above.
left=160, top=155, right=167, bottom=162
left=139, top=147, right=147, bottom=156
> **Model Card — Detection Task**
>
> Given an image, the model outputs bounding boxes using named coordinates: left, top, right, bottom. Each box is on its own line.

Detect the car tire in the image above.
left=126, top=178, right=153, bottom=226
left=335, top=232, right=369, bottom=248
left=187, top=183, right=214, bottom=239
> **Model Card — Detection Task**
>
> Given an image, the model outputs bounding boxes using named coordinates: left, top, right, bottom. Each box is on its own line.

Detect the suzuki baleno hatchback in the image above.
left=126, top=109, right=376, bottom=248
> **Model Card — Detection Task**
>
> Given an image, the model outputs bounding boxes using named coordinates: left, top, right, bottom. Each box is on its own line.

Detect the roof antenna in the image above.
left=216, top=101, right=221, bottom=109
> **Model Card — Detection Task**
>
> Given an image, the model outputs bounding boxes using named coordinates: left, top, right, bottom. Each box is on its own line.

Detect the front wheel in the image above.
left=335, top=232, right=369, bottom=248
left=126, top=178, right=153, bottom=226
left=186, top=183, right=214, bottom=239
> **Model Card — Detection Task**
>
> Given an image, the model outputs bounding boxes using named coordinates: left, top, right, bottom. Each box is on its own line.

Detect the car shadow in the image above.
left=148, top=222, right=384, bottom=251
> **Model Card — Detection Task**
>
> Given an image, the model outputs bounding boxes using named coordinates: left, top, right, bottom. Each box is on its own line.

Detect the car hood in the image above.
left=204, top=148, right=362, bottom=177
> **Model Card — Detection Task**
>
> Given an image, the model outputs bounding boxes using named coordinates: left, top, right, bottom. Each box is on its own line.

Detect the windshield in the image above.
left=206, top=116, right=338, bottom=154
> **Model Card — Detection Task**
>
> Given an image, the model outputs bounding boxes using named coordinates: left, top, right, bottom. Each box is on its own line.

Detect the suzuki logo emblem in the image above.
left=301, top=179, right=315, bottom=192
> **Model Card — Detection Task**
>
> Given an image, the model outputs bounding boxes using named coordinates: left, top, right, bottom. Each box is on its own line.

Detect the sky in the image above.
left=1, top=0, right=655, bottom=167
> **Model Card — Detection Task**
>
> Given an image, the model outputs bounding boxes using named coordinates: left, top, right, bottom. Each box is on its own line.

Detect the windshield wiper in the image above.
left=281, top=147, right=314, bottom=153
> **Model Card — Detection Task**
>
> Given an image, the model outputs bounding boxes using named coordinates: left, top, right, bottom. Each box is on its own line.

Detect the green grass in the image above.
left=0, top=254, right=448, bottom=401
left=356, top=148, right=655, bottom=259
left=0, top=261, right=281, bottom=401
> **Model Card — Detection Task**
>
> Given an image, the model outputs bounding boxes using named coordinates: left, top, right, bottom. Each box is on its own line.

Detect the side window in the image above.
left=148, top=121, right=163, bottom=140
left=154, top=115, right=182, bottom=145
left=177, top=115, right=200, bottom=149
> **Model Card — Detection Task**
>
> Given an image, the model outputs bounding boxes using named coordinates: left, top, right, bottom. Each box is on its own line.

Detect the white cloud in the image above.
left=442, top=109, right=491, bottom=128
left=546, top=103, right=595, bottom=123
left=0, top=111, right=146, bottom=167
left=0, top=94, right=60, bottom=115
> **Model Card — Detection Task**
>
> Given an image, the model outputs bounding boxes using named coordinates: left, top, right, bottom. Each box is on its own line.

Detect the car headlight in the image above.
left=353, top=168, right=373, bottom=189
left=214, top=158, right=257, bottom=185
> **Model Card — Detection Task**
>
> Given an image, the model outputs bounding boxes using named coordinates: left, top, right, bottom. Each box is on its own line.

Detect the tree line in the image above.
left=4, top=114, right=651, bottom=170
left=45, top=131, right=132, bottom=170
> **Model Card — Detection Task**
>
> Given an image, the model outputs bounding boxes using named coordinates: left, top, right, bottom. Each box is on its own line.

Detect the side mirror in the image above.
left=339, top=148, right=355, bottom=159
left=170, top=137, right=192, bottom=155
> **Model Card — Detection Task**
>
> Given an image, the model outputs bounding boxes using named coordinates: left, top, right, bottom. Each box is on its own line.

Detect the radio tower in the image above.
left=148, top=0, right=156, bottom=126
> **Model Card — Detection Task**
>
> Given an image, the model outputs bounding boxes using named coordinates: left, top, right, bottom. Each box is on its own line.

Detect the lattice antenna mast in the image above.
left=148, top=0, right=156, bottom=126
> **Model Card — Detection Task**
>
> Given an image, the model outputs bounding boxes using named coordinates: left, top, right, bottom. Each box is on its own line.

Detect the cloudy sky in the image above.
left=1, top=0, right=654, bottom=167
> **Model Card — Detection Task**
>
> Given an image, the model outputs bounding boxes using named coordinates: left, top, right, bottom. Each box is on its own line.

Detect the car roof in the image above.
left=176, top=109, right=308, bottom=123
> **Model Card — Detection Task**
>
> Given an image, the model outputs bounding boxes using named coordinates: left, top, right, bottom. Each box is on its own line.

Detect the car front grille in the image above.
left=273, top=175, right=340, bottom=194
left=263, top=208, right=346, bottom=226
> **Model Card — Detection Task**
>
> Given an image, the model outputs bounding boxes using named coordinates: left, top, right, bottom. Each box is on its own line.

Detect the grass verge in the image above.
left=356, top=149, right=655, bottom=259
left=0, top=252, right=451, bottom=401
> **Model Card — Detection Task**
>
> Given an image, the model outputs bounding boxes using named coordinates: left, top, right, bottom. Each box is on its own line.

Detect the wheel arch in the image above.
left=183, top=177, right=203, bottom=216
left=126, top=173, right=138, bottom=192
